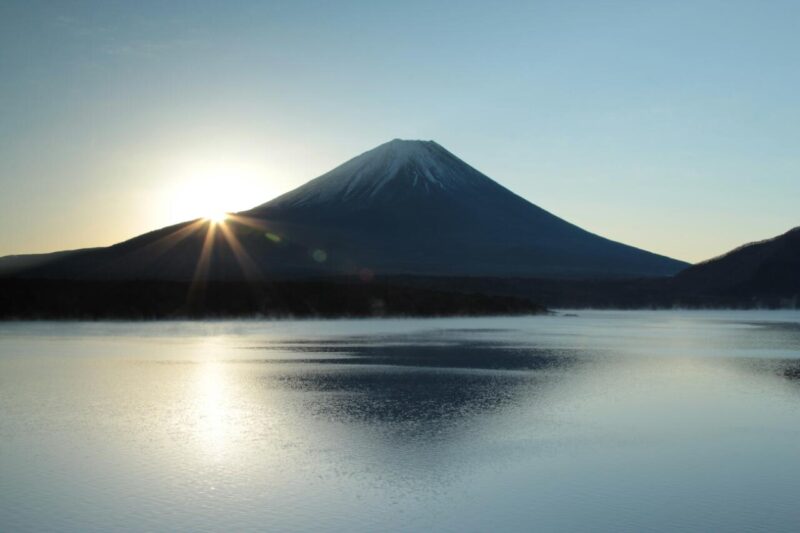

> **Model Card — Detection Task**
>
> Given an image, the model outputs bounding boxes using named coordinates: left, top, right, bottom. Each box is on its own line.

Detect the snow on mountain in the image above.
left=259, top=139, right=493, bottom=209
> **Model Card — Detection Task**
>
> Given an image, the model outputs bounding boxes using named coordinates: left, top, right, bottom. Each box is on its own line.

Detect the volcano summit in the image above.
left=6, top=139, right=687, bottom=281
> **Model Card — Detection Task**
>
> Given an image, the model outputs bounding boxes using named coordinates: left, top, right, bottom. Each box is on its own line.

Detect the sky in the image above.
left=1, top=0, right=799, bottom=263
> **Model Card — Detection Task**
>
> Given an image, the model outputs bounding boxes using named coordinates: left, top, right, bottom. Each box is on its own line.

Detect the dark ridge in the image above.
left=676, top=226, right=800, bottom=295
left=0, top=248, right=101, bottom=276
left=0, top=278, right=546, bottom=320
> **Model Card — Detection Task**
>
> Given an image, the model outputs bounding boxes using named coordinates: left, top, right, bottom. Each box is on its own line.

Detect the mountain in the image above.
left=0, top=248, right=99, bottom=276
left=676, top=226, right=800, bottom=299
left=6, top=139, right=687, bottom=281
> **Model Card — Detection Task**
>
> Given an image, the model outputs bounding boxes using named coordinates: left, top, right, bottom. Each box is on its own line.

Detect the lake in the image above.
left=1, top=310, right=800, bottom=532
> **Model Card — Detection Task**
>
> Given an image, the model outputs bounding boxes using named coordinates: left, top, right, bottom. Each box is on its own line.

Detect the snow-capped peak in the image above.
left=259, top=139, right=496, bottom=209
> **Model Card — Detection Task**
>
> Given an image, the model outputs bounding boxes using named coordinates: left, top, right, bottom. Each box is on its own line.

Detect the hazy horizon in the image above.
left=2, top=1, right=799, bottom=262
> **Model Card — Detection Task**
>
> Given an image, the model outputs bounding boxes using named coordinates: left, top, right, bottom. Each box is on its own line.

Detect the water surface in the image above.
left=1, top=311, right=800, bottom=531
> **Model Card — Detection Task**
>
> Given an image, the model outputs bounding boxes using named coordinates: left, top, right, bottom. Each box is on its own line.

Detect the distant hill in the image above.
left=5, top=139, right=687, bottom=281
left=0, top=248, right=99, bottom=276
left=675, top=227, right=800, bottom=301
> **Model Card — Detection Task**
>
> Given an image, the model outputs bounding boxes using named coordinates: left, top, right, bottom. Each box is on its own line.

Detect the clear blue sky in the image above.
left=1, top=0, right=798, bottom=262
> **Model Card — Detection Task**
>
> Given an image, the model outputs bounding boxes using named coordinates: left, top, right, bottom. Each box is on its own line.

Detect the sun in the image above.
left=207, top=211, right=228, bottom=224
left=166, top=178, right=234, bottom=224
left=157, top=157, right=278, bottom=228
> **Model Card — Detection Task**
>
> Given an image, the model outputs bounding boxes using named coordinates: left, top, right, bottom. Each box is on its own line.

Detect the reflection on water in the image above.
left=270, top=332, right=580, bottom=432
left=1, top=311, right=800, bottom=532
left=194, top=360, right=231, bottom=456
left=265, top=333, right=579, bottom=369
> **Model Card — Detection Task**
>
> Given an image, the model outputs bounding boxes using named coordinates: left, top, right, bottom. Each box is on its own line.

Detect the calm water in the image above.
left=1, top=311, right=800, bottom=532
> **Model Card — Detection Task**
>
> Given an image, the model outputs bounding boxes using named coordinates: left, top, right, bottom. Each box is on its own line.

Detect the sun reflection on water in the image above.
left=195, top=360, right=230, bottom=457
left=187, top=338, right=238, bottom=460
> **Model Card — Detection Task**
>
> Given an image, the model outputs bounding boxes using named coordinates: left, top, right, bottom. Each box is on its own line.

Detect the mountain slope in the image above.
left=676, top=227, right=800, bottom=296
left=10, top=139, right=687, bottom=281
left=0, top=248, right=100, bottom=276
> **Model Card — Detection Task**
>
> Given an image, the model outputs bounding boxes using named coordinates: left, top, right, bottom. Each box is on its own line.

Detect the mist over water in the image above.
left=1, top=311, right=800, bottom=532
